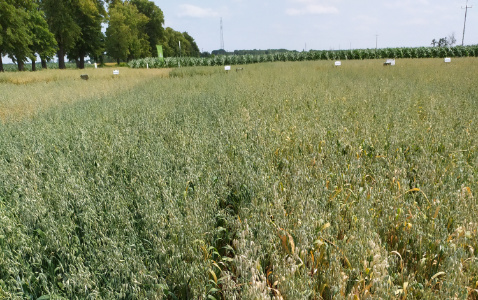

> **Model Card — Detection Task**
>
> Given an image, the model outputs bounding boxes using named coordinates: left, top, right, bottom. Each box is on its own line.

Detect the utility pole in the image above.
left=220, top=18, right=225, bottom=50
left=462, top=0, right=473, bottom=46
left=375, top=34, right=379, bottom=57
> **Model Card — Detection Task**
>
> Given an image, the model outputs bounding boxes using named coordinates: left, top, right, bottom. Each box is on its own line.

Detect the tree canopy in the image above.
left=161, top=27, right=200, bottom=58
left=431, top=33, right=457, bottom=48
left=0, top=0, right=200, bottom=70
left=131, top=0, right=164, bottom=55
left=41, top=0, right=81, bottom=69
left=68, top=0, right=106, bottom=69
left=0, top=0, right=32, bottom=71
left=105, top=1, right=150, bottom=64
left=27, top=4, right=57, bottom=71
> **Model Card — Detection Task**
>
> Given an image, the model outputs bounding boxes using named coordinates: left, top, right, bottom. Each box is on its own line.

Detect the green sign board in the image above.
left=156, top=45, right=164, bottom=61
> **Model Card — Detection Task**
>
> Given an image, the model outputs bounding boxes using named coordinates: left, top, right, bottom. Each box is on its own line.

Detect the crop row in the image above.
left=129, top=45, right=478, bottom=68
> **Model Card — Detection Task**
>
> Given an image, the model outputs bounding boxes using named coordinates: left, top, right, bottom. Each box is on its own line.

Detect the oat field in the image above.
left=0, top=59, right=477, bottom=299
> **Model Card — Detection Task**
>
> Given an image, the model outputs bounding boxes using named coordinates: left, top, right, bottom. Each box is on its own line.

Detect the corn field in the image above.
left=129, top=45, right=478, bottom=68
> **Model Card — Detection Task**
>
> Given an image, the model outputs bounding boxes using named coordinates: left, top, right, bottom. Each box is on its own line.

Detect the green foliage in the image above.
left=68, top=0, right=107, bottom=69
left=160, top=27, right=200, bottom=58
left=105, top=1, right=150, bottom=63
left=130, top=45, right=478, bottom=69
left=0, top=59, right=477, bottom=298
left=0, top=0, right=199, bottom=70
left=42, top=0, right=82, bottom=68
left=0, top=0, right=33, bottom=68
left=182, top=32, right=200, bottom=58
left=28, top=5, right=57, bottom=68
left=0, top=0, right=57, bottom=71
left=131, top=0, right=165, bottom=55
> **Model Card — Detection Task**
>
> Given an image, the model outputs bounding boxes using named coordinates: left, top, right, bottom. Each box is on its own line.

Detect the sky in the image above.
left=2, top=0, right=477, bottom=63
left=156, top=0, right=478, bottom=52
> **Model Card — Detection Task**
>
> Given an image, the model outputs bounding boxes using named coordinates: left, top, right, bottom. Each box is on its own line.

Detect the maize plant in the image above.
left=128, top=45, right=478, bottom=69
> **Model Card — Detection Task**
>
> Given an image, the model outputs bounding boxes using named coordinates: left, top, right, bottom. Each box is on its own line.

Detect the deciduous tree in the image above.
left=0, top=0, right=31, bottom=71
left=105, top=1, right=149, bottom=64
left=183, top=32, right=200, bottom=57
left=161, top=28, right=200, bottom=58
left=431, top=33, right=457, bottom=48
left=28, top=4, right=57, bottom=71
left=131, top=0, right=164, bottom=55
left=42, top=0, right=81, bottom=69
left=68, top=0, right=106, bottom=69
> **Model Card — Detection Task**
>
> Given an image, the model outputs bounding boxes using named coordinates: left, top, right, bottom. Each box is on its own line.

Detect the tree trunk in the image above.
left=58, top=45, right=66, bottom=69
left=18, top=60, right=25, bottom=71
left=41, top=57, right=47, bottom=69
left=79, top=56, right=85, bottom=69
left=0, top=55, right=4, bottom=72
left=117, top=58, right=120, bottom=65
left=31, top=56, right=36, bottom=71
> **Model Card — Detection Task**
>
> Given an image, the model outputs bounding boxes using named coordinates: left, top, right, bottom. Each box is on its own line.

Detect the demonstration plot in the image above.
left=0, top=59, right=476, bottom=299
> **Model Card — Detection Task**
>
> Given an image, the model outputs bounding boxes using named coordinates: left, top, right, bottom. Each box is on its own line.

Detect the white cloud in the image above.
left=286, top=0, right=339, bottom=16
left=178, top=4, right=220, bottom=18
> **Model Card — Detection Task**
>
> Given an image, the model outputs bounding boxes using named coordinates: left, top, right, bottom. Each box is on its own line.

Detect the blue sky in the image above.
left=2, top=0, right=477, bottom=63
left=156, top=0, right=477, bottom=52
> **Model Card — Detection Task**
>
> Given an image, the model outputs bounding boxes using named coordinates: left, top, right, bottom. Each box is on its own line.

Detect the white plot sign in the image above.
left=385, top=59, right=395, bottom=66
left=444, top=57, right=451, bottom=63
left=335, top=61, right=342, bottom=66
left=113, top=70, right=119, bottom=75
left=225, top=66, right=231, bottom=71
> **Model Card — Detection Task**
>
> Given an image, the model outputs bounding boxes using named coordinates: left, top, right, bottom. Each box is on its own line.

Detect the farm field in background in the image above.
left=0, top=67, right=171, bottom=122
left=0, top=58, right=477, bottom=299
left=129, top=45, right=478, bottom=69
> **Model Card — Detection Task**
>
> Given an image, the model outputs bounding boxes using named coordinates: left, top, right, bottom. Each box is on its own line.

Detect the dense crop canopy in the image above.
left=0, top=59, right=477, bottom=299
left=130, top=45, right=478, bottom=68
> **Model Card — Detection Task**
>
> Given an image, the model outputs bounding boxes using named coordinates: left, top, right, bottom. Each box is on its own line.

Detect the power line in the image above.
left=462, top=0, right=473, bottom=46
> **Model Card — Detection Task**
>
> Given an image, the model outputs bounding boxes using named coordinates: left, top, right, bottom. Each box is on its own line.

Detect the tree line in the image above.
left=0, top=0, right=200, bottom=71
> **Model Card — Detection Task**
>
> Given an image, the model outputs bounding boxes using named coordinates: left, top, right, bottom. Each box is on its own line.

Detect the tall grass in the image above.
left=0, top=58, right=477, bottom=299
left=0, top=67, right=170, bottom=122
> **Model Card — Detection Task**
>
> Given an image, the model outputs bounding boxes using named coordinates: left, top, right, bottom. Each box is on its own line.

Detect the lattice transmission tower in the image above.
left=220, top=18, right=225, bottom=50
